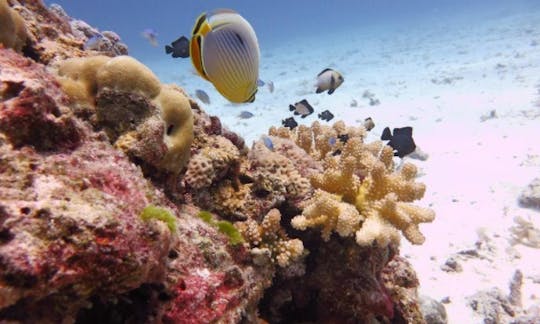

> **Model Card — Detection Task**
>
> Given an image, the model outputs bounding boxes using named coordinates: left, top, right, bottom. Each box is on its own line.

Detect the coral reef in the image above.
left=0, top=2, right=437, bottom=323
left=5, top=0, right=126, bottom=65
left=0, top=47, right=176, bottom=320
left=184, top=129, right=316, bottom=220
left=0, top=48, right=82, bottom=151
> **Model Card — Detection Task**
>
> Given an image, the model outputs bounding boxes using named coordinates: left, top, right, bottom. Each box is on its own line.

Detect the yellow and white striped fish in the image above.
left=173, top=9, right=260, bottom=103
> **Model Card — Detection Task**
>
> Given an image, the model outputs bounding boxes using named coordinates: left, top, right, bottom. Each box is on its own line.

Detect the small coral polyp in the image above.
left=272, top=121, right=435, bottom=247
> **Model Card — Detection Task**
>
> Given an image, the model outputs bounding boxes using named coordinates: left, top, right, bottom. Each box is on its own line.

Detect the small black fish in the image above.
left=332, top=149, right=342, bottom=156
left=289, top=99, right=314, bottom=118
left=282, top=117, right=298, bottom=129
left=381, top=126, right=416, bottom=158
left=165, top=36, right=190, bottom=58
left=318, top=110, right=334, bottom=122
left=337, top=134, right=349, bottom=143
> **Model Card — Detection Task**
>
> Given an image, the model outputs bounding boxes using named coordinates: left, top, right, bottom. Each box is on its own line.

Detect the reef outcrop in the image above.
left=0, top=1, right=435, bottom=323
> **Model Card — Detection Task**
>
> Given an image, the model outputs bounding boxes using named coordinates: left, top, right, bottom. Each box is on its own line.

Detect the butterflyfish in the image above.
left=167, top=9, right=260, bottom=103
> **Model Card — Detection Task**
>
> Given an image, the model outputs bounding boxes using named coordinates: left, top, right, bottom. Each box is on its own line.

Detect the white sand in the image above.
left=147, top=7, right=540, bottom=323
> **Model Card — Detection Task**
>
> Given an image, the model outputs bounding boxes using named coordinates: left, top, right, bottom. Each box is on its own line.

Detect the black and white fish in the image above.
left=195, top=89, right=211, bottom=104
left=318, top=110, right=334, bottom=122
left=282, top=117, right=298, bottom=129
left=363, top=117, right=375, bottom=131
left=289, top=99, right=314, bottom=118
left=316, top=68, right=344, bottom=95
left=381, top=126, right=416, bottom=158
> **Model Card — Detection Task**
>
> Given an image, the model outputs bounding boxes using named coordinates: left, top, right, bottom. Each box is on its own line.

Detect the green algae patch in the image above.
left=140, top=205, right=177, bottom=232
left=197, top=210, right=215, bottom=225
left=216, top=220, right=244, bottom=246
left=197, top=210, right=244, bottom=245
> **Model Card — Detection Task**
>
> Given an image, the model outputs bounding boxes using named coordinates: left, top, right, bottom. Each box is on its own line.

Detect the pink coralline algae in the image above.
left=0, top=48, right=175, bottom=320
left=0, top=47, right=82, bottom=150
left=164, top=270, right=241, bottom=323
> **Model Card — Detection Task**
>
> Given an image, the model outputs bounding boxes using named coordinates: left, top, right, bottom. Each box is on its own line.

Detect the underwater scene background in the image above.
left=1, top=0, right=539, bottom=323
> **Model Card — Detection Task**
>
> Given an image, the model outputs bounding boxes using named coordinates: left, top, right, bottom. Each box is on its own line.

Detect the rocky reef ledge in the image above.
left=0, top=1, right=435, bottom=323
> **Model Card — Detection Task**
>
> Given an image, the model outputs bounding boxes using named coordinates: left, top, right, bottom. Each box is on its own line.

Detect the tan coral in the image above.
left=237, top=209, right=304, bottom=267
left=211, top=182, right=251, bottom=220
left=184, top=136, right=240, bottom=189
left=292, top=190, right=364, bottom=241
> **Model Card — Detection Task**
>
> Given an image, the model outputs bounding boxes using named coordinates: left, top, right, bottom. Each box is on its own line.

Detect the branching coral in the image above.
left=274, top=122, right=435, bottom=247
left=236, top=209, right=304, bottom=267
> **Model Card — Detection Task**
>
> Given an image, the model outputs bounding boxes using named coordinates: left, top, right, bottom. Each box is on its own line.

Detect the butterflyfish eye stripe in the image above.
left=192, top=13, right=208, bottom=35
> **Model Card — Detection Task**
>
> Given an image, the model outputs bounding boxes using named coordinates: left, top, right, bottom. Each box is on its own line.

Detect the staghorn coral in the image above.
left=284, top=122, right=434, bottom=246
left=236, top=209, right=304, bottom=268
left=55, top=55, right=194, bottom=174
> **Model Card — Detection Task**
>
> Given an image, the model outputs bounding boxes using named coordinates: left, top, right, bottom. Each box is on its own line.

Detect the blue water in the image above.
left=46, top=0, right=539, bottom=62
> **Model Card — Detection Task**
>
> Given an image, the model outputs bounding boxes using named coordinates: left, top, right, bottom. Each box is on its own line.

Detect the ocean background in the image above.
left=44, top=0, right=540, bottom=145
left=42, top=1, right=540, bottom=322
